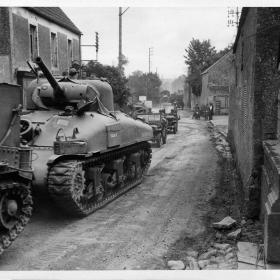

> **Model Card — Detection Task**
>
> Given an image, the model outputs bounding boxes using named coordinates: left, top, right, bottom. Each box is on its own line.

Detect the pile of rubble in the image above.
left=208, top=124, right=232, bottom=160
left=168, top=242, right=237, bottom=270
left=167, top=215, right=264, bottom=270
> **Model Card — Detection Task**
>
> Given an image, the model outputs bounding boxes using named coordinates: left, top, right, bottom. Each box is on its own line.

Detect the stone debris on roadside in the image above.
left=215, top=232, right=223, bottom=239
left=213, top=216, right=237, bottom=229
left=186, top=256, right=199, bottom=270
left=213, top=243, right=231, bottom=250
left=182, top=243, right=238, bottom=270
left=208, top=123, right=233, bottom=159
left=198, top=249, right=217, bottom=260
left=167, top=260, right=185, bottom=270
left=186, top=249, right=199, bottom=258
left=227, top=228, right=242, bottom=240
left=198, top=259, right=210, bottom=269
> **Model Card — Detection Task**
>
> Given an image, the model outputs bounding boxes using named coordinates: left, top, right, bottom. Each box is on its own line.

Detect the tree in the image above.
left=85, top=60, right=130, bottom=107
left=145, top=72, right=162, bottom=104
left=127, top=71, right=146, bottom=100
left=128, top=71, right=162, bottom=104
left=184, top=39, right=217, bottom=96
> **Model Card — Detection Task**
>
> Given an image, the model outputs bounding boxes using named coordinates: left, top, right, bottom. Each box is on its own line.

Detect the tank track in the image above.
left=48, top=142, right=152, bottom=217
left=0, top=180, right=33, bottom=255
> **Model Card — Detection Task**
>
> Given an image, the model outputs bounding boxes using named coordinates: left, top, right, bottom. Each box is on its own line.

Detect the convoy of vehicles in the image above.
left=0, top=56, right=182, bottom=256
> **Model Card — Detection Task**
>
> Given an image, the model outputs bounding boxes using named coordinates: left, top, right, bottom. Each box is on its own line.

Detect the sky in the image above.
left=63, top=6, right=237, bottom=80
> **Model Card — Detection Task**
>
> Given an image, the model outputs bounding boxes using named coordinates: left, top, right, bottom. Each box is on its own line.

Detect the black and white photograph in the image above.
left=0, top=0, right=279, bottom=278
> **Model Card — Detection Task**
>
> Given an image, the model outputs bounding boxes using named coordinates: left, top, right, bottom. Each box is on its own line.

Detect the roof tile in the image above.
left=25, top=7, right=82, bottom=35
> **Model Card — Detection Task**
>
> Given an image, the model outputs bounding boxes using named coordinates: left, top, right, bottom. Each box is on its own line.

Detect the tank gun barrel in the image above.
left=35, top=57, right=65, bottom=100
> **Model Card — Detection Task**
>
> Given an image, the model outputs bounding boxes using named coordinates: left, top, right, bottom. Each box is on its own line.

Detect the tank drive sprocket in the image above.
left=48, top=142, right=152, bottom=217
left=0, top=180, right=33, bottom=255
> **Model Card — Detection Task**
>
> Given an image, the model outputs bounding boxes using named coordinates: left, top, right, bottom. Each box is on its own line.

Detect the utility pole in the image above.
left=148, top=47, right=153, bottom=73
left=147, top=47, right=154, bottom=100
left=118, top=7, right=129, bottom=70
left=95, top=32, right=99, bottom=61
left=227, top=7, right=240, bottom=30
left=81, top=32, right=99, bottom=63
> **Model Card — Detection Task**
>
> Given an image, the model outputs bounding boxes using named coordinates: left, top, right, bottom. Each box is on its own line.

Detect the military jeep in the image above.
left=160, top=103, right=180, bottom=134
left=136, top=113, right=167, bottom=147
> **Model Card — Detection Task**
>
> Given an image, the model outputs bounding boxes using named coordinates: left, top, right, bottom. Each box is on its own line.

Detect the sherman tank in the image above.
left=21, top=57, right=153, bottom=217
left=0, top=83, right=33, bottom=254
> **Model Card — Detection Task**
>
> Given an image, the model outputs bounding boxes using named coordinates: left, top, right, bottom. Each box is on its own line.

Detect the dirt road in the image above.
left=0, top=110, right=219, bottom=270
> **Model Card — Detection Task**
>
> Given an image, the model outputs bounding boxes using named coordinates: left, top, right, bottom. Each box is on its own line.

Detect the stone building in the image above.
left=200, top=52, right=233, bottom=115
left=0, top=7, right=82, bottom=106
left=228, top=7, right=280, bottom=263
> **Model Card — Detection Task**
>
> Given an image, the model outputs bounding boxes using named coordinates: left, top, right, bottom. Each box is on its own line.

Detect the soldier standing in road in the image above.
left=209, top=103, right=214, bottom=120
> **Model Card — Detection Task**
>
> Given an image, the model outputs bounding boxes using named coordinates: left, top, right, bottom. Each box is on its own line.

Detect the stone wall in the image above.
left=228, top=8, right=257, bottom=196
left=229, top=7, right=280, bottom=217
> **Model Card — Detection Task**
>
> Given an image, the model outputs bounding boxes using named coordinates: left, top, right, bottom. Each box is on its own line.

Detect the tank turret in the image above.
left=35, top=57, right=66, bottom=102
left=27, top=57, right=114, bottom=111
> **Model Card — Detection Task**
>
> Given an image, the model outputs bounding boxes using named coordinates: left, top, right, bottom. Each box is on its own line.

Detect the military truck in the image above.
left=136, top=113, right=167, bottom=147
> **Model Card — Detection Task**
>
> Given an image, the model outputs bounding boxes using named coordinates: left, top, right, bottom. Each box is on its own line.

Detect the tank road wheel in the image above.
left=140, top=142, right=152, bottom=176
left=48, top=161, right=107, bottom=217
left=0, top=181, right=32, bottom=254
left=156, top=133, right=162, bottom=148
left=48, top=142, right=152, bottom=217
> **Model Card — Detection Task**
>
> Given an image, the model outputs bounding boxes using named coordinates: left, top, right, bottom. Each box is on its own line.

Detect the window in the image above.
left=29, top=25, right=38, bottom=61
left=67, top=39, right=73, bottom=68
left=51, top=32, right=58, bottom=68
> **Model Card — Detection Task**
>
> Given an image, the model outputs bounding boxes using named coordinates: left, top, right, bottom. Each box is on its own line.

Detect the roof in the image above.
left=233, top=7, right=249, bottom=53
left=201, top=51, right=232, bottom=75
left=25, top=7, right=82, bottom=35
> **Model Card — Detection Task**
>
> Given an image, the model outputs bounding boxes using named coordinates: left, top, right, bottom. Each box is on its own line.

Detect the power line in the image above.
left=227, top=7, right=240, bottom=29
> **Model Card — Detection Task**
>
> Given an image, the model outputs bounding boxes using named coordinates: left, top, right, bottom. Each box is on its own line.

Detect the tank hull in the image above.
left=23, top=111, right=153, bottom=191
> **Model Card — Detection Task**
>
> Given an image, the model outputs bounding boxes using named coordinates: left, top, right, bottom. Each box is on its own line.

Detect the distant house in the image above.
left=0, top=7, right=82, bottom=106
left=200, top=51, right=234, bottom=115
left=229, top=7, right=280, bottom=263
